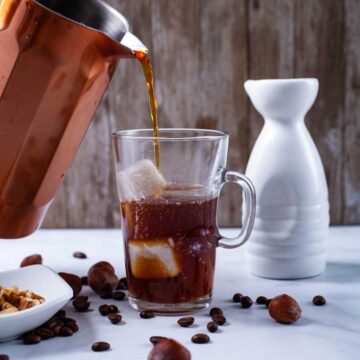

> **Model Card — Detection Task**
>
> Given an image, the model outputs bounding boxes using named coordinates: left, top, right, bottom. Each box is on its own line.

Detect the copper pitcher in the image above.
left=0, top=0, right=147, bottom=238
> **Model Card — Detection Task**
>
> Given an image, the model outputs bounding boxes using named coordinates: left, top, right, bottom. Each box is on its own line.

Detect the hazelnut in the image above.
left=58, top=272, right=82, bottom=298
left=88, top=261, right=119, bottom=295
left=20, top=254, right=42, bottom=267
left=148, top=339, right=191, bottom=360
left=268, top=294, right=302, bottom=324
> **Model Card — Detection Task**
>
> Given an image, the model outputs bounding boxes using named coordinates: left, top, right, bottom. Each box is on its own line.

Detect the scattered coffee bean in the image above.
left=313, top=295, right=326, bottom=306
left=72, top=299, right=90, bottom=312
left=81, top=276, right=88, bottom=285
left=112, top=290, right=126, bottom=301
left=212, top=313, right=226, bottom=325
left=99, top=304, right=110, bottom=316
left=23, top=332, right=41, bottom=345
left=63, top=317, right=76, bottom=325
left=177, top=317, right=194, bottom=327
left=209, top=307, right=223, bottom=316
left=0, top=355, right=9, bottom=360
left=256, top=296, right=268, bottom=305
left=207, top=321, right=218, bottom=333
left=265, top=298, right=272, bottom=308
left=92, top=342, right=110, bottom=352
left=54, top=309, right=66, bottom=319
left=191, top=333, right=210, bottom=344
left=73, top=295, right=88, bottom=302
left=108, top=313, right=122, bottom=324
left=100, top=290, right=113, bottom=299
left=59, top=327, right=73, bottom=337
left=150, top=336, right=168, bottom=345
left=108, top=305, right=119, bottom=314
left=66, top=322, right=79, bottom=332
left=35, top=328, right=53, bottom=340
left=117, top=277, right=128, bottom=290
left=20, top=254, right=42, bottom=268
left=73, top=251, right=87, bottom=259
left=51, top=325, right=62, bottom=336
left=232, top=293, right=243, bottom=303
left=240, top=296, right=253, bottom=308
left=140, top=310, right=155, bottom=319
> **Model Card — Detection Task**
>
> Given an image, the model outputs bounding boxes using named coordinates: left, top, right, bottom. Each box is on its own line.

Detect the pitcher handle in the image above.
left=217, top=170, right=256, bottom=249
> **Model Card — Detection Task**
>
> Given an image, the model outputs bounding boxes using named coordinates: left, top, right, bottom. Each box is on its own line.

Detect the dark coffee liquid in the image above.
left=121, top=194, right=219, bottom=303
left=134, top=50, right=160, bottom=168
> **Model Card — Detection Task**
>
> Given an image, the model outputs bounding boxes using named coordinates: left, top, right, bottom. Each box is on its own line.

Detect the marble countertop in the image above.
left=0, top=227, right=359, bottom=360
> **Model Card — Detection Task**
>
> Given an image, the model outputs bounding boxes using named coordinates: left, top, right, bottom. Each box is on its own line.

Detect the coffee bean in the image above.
left=177, top=317, right=194, bottom=327
left=72, top=299, right=90, bottom=312
left=256, top=296, right=268, bottom=305
left=265, top=298, right=272, bottom=308
left=63, top=317, right=76, bottom=325
left=212, top=313, right=226, bottom=325
left=232, top=293, right=243, bottom=303
left=44, top=319, right=59, bottom=329
left=112, top=290, right=126, bottom=301
left=100, top=290, right=113, bottom=299
left=313, top=295, right=326, bottom=306
left=23, top=332, right=41, bottom=345
left=99, top=304, right=110, bottom=316
left=59, top=327, right=73, bottom=337
left=35, top=328, right=53, bottom=340
left=73, top=295, right=88, bottom=302
left=191, top=334, right=210, bottom=344
left=207, top=321, right=218, bottom=333
left=54, top=309, right=66, bottom=319
left=117, top=277, right=128, bottom=290
left=73, top=251, right=87, bottom=259
left=66, top=322, right=79, bottom=332
left=81, top=276, right=88, bottom=285
left=209, top=307, right=223, bottom=317
left=0, top=355, right=9, bottom=360
left=108, top=313, right=122, bottom=324
left=92, top=342, right=110, bottom=352
left=240, top=296, right=253, bottom=308
left=51, top=325, right=62, bottom=336
left=140, top=310, right=155, bottom=319
left=150, top=336, right=168, bottom=345
left=108, top=305, right=119, bottom=314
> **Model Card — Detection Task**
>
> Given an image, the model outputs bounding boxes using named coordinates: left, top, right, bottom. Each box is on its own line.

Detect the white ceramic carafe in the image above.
left=244, top=78, right=329, bottom=279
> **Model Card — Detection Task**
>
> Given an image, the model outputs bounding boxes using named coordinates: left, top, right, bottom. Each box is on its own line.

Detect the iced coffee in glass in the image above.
left=113, top=129, right=255, bottom=314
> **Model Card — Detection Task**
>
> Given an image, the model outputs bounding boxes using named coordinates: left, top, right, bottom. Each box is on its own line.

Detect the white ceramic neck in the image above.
left=244, top=78, right=319, bottom=122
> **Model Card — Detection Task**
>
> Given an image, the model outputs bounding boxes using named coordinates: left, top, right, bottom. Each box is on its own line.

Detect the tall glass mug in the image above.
left=112, top=129, right=256, bottom=314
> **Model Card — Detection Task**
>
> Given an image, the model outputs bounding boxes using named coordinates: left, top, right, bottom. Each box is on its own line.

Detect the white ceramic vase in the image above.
left=244, top=78, right=329, bottom=279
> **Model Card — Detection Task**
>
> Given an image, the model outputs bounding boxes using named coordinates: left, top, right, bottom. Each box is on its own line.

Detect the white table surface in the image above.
left=0, top=227, right=359, bottom=360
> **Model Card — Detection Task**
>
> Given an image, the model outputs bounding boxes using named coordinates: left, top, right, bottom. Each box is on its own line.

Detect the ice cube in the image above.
left=128, top=239, right=180, bottom=279
left=116, top=159, right=166, bottom=201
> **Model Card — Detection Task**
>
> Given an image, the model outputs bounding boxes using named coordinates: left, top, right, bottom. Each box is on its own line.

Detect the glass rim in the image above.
left=112, top=128, right=229, bottom=141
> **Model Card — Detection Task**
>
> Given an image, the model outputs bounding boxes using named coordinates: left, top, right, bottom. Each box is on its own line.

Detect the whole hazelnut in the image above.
left=88, top=261, right=119, bottom=295
left=20, top=254, right=42, bottom=267
left=268, top=294, right=302, bottom=324
left=148, top=339, right=191, bottom=360
left=58, top=272, right=82, bottom=297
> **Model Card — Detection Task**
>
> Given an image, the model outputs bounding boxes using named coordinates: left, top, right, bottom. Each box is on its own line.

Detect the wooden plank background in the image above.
left=44, top=0, right=360, bottom=228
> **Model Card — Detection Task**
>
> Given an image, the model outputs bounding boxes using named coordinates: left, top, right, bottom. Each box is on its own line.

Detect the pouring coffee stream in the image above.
left=0, top=0, right=159, bottom=238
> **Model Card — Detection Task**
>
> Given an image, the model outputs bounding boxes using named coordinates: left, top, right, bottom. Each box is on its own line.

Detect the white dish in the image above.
left=0, top=265, right=73, bottom=342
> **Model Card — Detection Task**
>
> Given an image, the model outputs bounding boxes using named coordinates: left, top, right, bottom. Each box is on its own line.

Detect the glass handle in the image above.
left=218, top=170, right=256, bottom=249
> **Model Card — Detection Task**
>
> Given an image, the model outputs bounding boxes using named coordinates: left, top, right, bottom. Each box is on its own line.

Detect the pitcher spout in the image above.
left=118, top=32, right=148, bottom=57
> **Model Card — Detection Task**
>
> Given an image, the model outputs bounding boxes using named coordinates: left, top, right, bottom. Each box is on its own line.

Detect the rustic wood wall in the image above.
left=44, top=0, right=360, bottom=228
